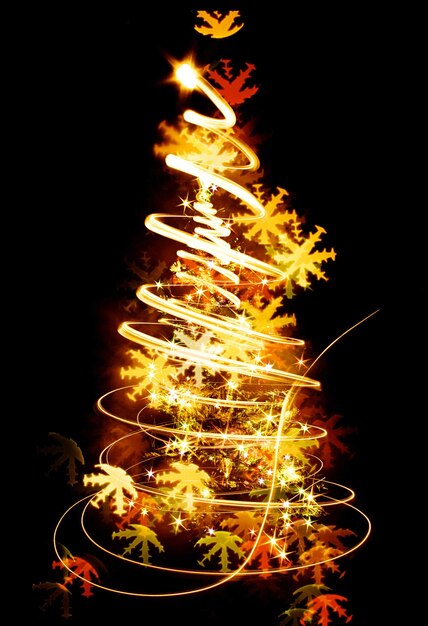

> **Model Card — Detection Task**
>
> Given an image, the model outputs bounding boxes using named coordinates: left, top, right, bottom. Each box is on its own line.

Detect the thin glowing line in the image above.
left=305, top=309, right=381, bottom=375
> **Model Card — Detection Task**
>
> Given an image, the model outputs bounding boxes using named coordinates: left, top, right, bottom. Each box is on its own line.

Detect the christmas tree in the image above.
left=34, top=10, right=371, bottom=625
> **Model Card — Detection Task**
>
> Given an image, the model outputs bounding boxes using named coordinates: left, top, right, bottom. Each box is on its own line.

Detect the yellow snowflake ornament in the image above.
left=83, top=463, right=138, bottom=516
left=194, top=11, right=244, bottom=39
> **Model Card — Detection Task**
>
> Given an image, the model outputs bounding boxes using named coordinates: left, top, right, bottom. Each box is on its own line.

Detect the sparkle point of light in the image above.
left=176, top=63, right=198, bottom=89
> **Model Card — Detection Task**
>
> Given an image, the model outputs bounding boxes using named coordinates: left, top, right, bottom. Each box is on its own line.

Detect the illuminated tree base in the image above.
left=54, top=438, right=370, bottom=598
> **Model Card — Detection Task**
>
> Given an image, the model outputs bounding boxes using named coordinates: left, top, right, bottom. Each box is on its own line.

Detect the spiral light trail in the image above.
left=53, top=61, right=370, bottom=602
left=119, top=63, right=318, bottom=389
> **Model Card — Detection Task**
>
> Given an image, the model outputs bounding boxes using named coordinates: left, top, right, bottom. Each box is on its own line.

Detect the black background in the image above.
left=29, top=3, right=425, bottom=624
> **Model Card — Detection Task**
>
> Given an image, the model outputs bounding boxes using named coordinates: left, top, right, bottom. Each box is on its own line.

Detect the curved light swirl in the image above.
left=118, top=63, right=319, bottom=391
left=53, top=494, right=371, bottom=599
